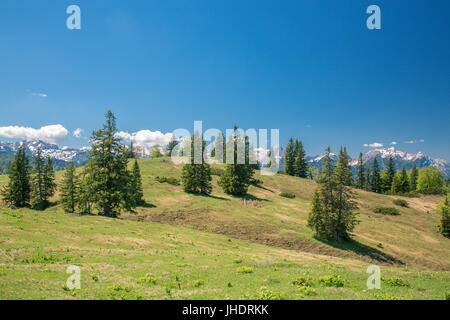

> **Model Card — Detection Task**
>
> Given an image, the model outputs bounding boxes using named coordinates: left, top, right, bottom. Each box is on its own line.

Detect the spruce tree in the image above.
left=437, top=196, right=449, bottom=238
left=166, top=135, right=179, bottom=157
left=284, top=138, right=295, bottom=175
left=130, top=159, right=144, bottom=205
left=218, top=127, right=254, bottom=196
left=293, top=140, right=308, bottom=178
left=30, top=149, right=55, bottom=210
left=308, top=146, right=359, bottom=242
left=43, top=157, right=56, bottom=203
left=333, top=151, right=358, bottom=241
left=59, top=163, right=80, bottom=213
left=391, top=168, right=410, bottom=194
left=88, top=110, right=135, bottom=217
left=364, top=167, right=371, bottom=191
left=355, top=152, right=365, bottom=189
left=181, top=133, right=212, bottom=195
left=78, top=162, right=95, bottom=214
left=337, top=147, right=353, bottom=186
left=1, top=145, right=31, bottom=207
left=410, top=165, right=418, bottom=191
left=370, top=157, right=381, bottom=193
left=383, top=157, right=396, bottom=192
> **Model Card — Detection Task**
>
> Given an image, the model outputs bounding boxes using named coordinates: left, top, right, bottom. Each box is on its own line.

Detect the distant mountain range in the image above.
left=305, top=147, right=450, bottom=178
left=0, top=140, right=90, bottom=171
left=1, top=140, right=449, bottom=178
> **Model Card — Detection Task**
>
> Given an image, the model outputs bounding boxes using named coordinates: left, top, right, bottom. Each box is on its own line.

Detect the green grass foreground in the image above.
left=0, top=157, right=449, bottom=300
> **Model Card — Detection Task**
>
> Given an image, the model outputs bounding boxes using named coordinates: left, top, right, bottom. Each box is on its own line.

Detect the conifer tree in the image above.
left=213, top=132, right=225, bottom=163
left=130, top=159, right=144, bottom=205
left=1, top=145, right=31, bottom=207
left=337, top=147, right=353, bottom=186
left=409, top=165, right=418, bottom=191
left=30, top=149, right=55, bottom=210
left=382, top=156, right=396, bottom=193
left=78, top=162, right=95, bottom=214
left=355, top=152, right=365, bottom=189
left=364, top=167, right=371, bottom=191
left=308, top=147, right=359, bottom=242
left=43, top=157, right=56, bottom=203
left=218, top=127, right=254, bottom=196
left=284, top=138, right=295, bottom=175
left=391, top=167, right=410, bottom=194
left=370, top=157, right=381, bottom=193
left=87, top=110, right=135, bottom=217
left=438, top=196, right=449, bottom=238
left=293, top=140, right=308, bottom=178
left=166, top=134, right=179, bottom=157
left=59, top=163, right=80, bottom=213
left=181, top=133, right=212, bottom=195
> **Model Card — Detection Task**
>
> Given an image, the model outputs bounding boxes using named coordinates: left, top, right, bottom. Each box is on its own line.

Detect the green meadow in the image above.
left=0, top=157, right=449, bottom=300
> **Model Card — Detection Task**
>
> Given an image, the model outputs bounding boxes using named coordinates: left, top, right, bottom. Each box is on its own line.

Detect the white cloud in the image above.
left=363, top=142, right=383, bottom=148
left=391, top=141, right=397, bottom=145
left=0, top=125, right=68, bottom=144
left=32, top=92, right=47, bottom=97
left=405, top=139, right=424, bottom=144
left=73, top=128, right=83, bottom=138
left=117, top=130, right=173, bottom=153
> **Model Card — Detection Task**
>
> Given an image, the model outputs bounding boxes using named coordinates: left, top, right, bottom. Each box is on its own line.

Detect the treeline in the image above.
left=354, top=154, right=445, bottom=195
left=1, top=111, right=144, bottom=217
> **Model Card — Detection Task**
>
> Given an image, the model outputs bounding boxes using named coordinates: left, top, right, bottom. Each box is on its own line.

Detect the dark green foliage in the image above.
left=30, top=150, right=56, bottom=210
left=284, top=138, right=295, bottom=176
left=280, top=192, right=295, bottom=199
left=393, top=199, right=408, bottom=207
left=78, top=162, right=95, bottom=214
left=364, top=167, right=371, bottom=191
left=155, top=176, right=180, bottom=186
left=355, top=152, right=365, bottom=189
left=437, top=197, right=449, bottom=238
left=370, top=158, right=381, bottom=193
left=181, top=133, right=212, bottom=195
left=218, top=127, right=255, bottom=196
left=59, top=163, right=80, bottom=213
left=382, top=157, right=396, bottom=193
left=337, top=147, right=353, bottom=186
left=409, top=165, right=418, bottom=191
left=293, top=140, right=308, bottom=178
left=391, top=168, right=410, bottom=194
left=86, top=110, right=136, bottom=217
left=307, top=147, right=359, bottom=243
left=374, top=206, right=400, bottom=215
left=130, top=160, right=144, bottom=206
left=1, top=145, right=31, bottom=207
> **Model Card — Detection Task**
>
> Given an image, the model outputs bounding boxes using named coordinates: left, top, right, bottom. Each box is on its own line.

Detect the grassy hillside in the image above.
left=0, top=156, right=449, bottom=299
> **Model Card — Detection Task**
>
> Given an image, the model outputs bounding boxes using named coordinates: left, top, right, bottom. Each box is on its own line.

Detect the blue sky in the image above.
left=0, top=0, right=449, bottom=160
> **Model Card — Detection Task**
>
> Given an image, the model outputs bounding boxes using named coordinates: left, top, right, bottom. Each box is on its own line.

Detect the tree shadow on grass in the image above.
left=138, top=202, right=157, bottom=209
left=251, top=183, right=274, bottom=193
left=242, top=194, right=270, bottom=202
left=318, top=238, right=404, bottom=266
left=191, top=193, right=230, bottom=201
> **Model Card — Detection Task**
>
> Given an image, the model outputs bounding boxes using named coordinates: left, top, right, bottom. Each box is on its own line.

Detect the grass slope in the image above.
left=0, top=208, right=448, bottom=300
left=0, top=157, right=449, bottom=299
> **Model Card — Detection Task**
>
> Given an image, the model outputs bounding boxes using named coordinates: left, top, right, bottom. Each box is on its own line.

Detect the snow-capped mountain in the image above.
left=0, top=140, right=90, bottom=169
left=306, top=147, right=450, bottom=178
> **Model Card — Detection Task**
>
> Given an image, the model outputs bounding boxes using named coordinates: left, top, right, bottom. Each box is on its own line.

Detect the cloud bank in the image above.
left=117, top=130, right=173, bottom=153
left=0, top=125, right=68, bottom=144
